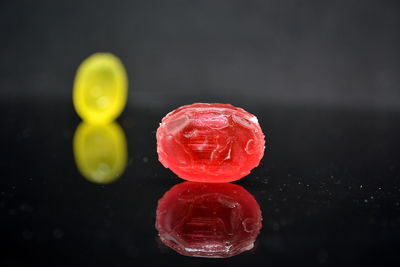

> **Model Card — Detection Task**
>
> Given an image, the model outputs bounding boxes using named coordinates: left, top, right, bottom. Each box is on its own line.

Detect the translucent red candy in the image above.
left=156, top=103, right=265, bottom=183
left=155, top=182, right=262, bottom=258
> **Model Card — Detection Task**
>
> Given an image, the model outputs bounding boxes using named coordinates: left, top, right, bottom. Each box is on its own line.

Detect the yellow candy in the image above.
left=73, top=122, right=127, bottom=184
left=73, top=53, right=128, bottom=124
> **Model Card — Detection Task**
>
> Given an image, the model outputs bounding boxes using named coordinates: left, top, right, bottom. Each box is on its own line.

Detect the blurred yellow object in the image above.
left=73, top=53, right=128, bottom=124
left=73, top=122, right=127, bottom=184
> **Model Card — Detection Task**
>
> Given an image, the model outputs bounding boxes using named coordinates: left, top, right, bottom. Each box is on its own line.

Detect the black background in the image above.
left=1, top=1, right=400, bottom=266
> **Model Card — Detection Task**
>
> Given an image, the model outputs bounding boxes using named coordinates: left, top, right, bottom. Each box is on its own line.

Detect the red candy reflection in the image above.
left=155, top=182, right=262, bottom=258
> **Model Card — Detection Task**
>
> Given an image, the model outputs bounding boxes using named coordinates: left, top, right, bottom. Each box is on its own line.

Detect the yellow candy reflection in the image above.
left=73, top=53, right=128, bottom=124
left=73, top=122, right=127, bottom=184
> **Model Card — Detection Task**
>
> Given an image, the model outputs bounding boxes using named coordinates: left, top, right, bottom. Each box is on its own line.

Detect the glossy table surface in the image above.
left=1, top=99, right=400, bottom=266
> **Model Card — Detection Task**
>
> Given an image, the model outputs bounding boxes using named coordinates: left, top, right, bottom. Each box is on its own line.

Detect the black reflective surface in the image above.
left=1, top=100, right=400, bottom=266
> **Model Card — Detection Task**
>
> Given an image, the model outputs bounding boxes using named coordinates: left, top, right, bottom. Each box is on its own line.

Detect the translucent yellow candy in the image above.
left=73, top=122, right=127, bottom=184
left=73, top=53, right=128, bottom=124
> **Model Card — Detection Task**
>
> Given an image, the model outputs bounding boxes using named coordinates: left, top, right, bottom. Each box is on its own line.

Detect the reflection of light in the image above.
left=73, top=122, right=127, bottom=184
left=155, top=182, right=262, bottom=258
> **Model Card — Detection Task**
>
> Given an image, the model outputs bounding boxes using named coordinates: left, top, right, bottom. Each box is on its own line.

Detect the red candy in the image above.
left=155, top=182, right=262, bottom=258
left=156, top=103, right=265, bottom=183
